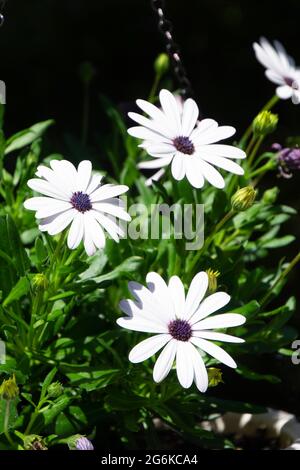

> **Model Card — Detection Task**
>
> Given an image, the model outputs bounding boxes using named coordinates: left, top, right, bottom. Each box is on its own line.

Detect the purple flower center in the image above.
left=284, top=77, right=298, bottom=89
left=173, top=136, right=195, bottom=155
left=70, top=191, right=92, bottom=213
left=168, top=319, right=192, bottom=341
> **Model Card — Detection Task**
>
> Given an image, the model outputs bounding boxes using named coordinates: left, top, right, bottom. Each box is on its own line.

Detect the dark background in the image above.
left=0, top=0, right=300, bottom=412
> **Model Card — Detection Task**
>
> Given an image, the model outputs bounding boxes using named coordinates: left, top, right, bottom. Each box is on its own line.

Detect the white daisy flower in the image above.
left=127, top=89, right=246, bottom=189
left=253, top=37, right=300, bottom=104
left=24, top=159, right=130, bottom=256
left=117, top=271, right=246, bottom=392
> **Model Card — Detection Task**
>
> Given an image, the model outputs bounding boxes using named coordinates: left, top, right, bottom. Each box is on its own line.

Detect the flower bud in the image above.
left=231, top=186, right=257, bottom=212
left=68, top=435, right=94, bottom=451
left=32, top=274, right=48, bottom=292
left=154, top=53, right=170, bottom=76
left=0, top=374, right=19, bottom=400
left=262, top=187, right=279, bottom=204
left=276, top=145, right=300, bottom=178
left=253, top=110, right=278, bottom=137
left=24, top=435, right=47, bottom=450
left=208, top=368, right=223, bottom=387
left=206, top=269, right=220, bottom=294
left=47, top=381, right=64, bottom=398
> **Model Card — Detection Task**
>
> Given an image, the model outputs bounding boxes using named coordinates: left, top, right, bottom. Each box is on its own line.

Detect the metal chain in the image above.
left=151, top=0, right=194, bottom=99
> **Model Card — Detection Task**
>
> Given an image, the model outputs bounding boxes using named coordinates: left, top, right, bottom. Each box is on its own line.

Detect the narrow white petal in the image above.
left=90, top=184, right=129, bottom=202
left=86, top=174, right=104, bottom=195
left=145, top=168, right=166, bottom=186
left=168, top=276, right=185, bottom=319
left=35, top=201, right=72, bottom=219
left=83, top=216, right=96, bottom=256
left=159, top=89, right=182, bottom=134
left=84, top=212, right=106, bottom=249
left=191, top=345, right=208, bottom=392
left=90, top=210, right=124, bottom=241
left=129, top=334, right=171, bottom=363
left=198, top=160, right=225, bottom=189
left=67, top=212, right=84, bottom=249
left=193, top=126, right=236, bottom=146
left=199, top=144, right=246, bottom=159
left=35, top=165, right=72, bottom=199
left=153, top=340, right=177, bottom=383
left=77, top=160, right=92, bottom=192
left=146, top=272, right=174, bottom=322
left=193, top=313, right=246, bottom=331
left=194, top=118, right=218, bottom=135
left=184, top=272, right=209, bottom=318
left=193, top=331, right=244, bottom=343
left=181, top=98, right=199, bottom=136
left=128, top=126, right=170, bottom=142
left=191, top=337, right=237, bottom=368
left=265, top=69, right=285, bottom=85
left=200, top=155, right=244, bottom=176
left=185, top=156, right=205, bottom=188
left=276, top=85, right=293, bottom=99
left=176, top=341, right=194, bottom=388
left=27, top=179, right=70, bottom=201
left=136, top=98, right=175, bottom=135
left=138, top=156, right=172, bottom=169
left=117, top=316, right=168, bottom=333
left=143, top=143, right=176, bottom=155
left=171, top=153, right=186, bottom=180
left=128, top=112, right=174, bottom=139
left=190, top=292, right=231, bottom=325
left=93, top=202, right=131, bottom=221
left=38, top=209, right=76, bottom=235
left=118, top=299, right=167, bottom=330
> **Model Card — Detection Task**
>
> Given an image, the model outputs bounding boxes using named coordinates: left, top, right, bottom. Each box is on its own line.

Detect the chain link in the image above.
left=151, top=0, right=194, bottom=99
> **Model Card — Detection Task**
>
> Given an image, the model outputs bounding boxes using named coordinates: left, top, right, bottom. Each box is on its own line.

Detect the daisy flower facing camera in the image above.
left=253, top=38, right=300, bottom=104
left=127, top=89, right=246, bottom=189
left=117, top=271, right=246, bottom=392
left=24, top=159, right=130, bottom=256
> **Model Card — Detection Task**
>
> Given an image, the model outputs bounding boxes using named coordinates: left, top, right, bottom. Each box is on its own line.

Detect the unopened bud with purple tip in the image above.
left=75, top=436, right=94, bottom=451
left=272, top=143, right=300, bottom=178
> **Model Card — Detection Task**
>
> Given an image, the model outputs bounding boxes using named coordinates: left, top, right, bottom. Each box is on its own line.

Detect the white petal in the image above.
left=181, top=98, right=199, bottom=136
left=198, top=160, right=225, bottom=189
left=83, top=216, right=96, bottom=256
left=77, top=160, right=92, bottom=192
left=90, top=184, right=129, bottom=202
left=146, top=272, right=174, bottom=322
left=199, top=144, right=246, bottom=159
left=129, top=334, right=171, bottom=363
left=159, top=89, right=181, bottom=134
left=185, top=156, right=205, bottom=188
left=93, top=202, right=131, bottom=221
left=127, top=283, right=169, bottom=326
left=191, top=337, right=237, bottom=368
left=118, top=298, right=168, bottom=331
left=195, top=118, right=218, bottom=135
left=50, top=160, right=78, bottom=189
left=128, top=112, right=174, bottom=139
left=136, top=98, right=175, bottom=135
left=153, top=339, right=177, bottom=383
left=38, top=209, right=76, bottom=235
left=193, top=126, right=236, bottom=146
left=27, top=179, right=70, bottom=201
left=84, top=212, right=106, bottom=249
left=90, top=210, right=124, bottom=241
left=200, top=155, right=244, bottom=176
left=168, top=276, right=185, bottom=319
left=138, top=156, right=173, bottom=169
left=184, top=272, right=209, bottom=318
left=143, top=143, right=176, bottom=156
left=128, top=126, right=170, bottom=143
left=171, top=153, right=186, bottom=180
left=117, top=316, right=168, bottom=333
left=67, top=212, right=84, bottom=249
left=35, top=200, right=73, bottom=219
left=265, top=69, right=285, bottom=85
left=191, top=345, right=208, bottom=393
left=35, top=165, right=73, bottom=199
left=193, top=313, right=246, bottom=331
left=190, top=292, right=231, bottom=325
left=176, top=341, right=194, bottom=388
left=276, top=85, right=293, bottom=99
left=193, top=331, right=244, bottom=343
left=86, top=174, right=104, bottom=195
left=145, top=168, right=166, bottom=186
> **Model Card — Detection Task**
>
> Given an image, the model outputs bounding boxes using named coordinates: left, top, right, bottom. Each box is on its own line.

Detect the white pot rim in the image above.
left=201, top=408, right=300, bottom=450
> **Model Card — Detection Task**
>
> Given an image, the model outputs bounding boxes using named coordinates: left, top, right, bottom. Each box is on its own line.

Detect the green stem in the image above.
left=4, top=400, right=15, bottom=448
left=188, top=210, right=234, bottom=273
left=148, top=73, right=161, bottom=103
left=247, top=136, right=264, bottom=169
left=260, top=251, right=300, bottom=307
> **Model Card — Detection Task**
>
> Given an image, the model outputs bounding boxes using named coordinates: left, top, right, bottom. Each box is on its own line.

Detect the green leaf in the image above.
left=66, top=369, right=119, bottom=391
left=3, top=277, right=31, bottom=307
left=4, top=120, right=54, bottom=155
left=236, top=365, right=281, bottom=383
left=0, top=398, right=19, bottom=435
left=6, top=215, right=30, bottom=276
left=86, top=256, right=143, bottom=284
left=40, top=368, right=57, bottom=401
left=35, top=237, right=48, bottom=264
left=262, top=235, right=295, bottom=249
